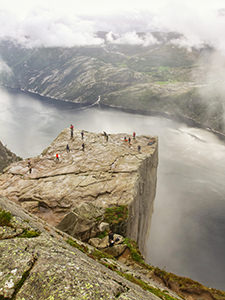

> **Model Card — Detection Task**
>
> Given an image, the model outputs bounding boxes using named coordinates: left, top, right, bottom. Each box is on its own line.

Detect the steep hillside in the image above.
left=0, top=33, right=224, bottom=133
left=0, top=140, right=21, bottom=172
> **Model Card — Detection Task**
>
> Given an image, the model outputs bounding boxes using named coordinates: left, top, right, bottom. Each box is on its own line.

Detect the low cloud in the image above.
left=0, top=9, right=104, bottom=48
left=106, top=31, right=159, bottom=46
left=0, top=57, right=12, bottom=74
left=0, top=1, right=225, bottom=51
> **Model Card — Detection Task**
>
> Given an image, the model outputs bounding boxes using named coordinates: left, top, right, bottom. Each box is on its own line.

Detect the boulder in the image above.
left=104, top=244, right=127, bottom=258
left=89, top=234, right=124, bottom=250
left=56, top=202, right=103, bottom=241
left=98, top=222, right=110, bottom=232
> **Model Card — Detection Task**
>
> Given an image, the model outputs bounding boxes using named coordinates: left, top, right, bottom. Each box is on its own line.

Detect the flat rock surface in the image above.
left=0, top=129, right=157, bottom=227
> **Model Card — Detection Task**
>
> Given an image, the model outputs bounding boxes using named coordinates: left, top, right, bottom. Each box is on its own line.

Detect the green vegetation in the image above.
left=117, top=271, right=179, bottom=300
left=19, top=229, right=40, bottom=238
left=103, top=205, right=128, bottom=226
left=153, top=267, right=225, bottom=300
left=67, top=237, right=115, bottom=261
left=66, top=238, right=89, bottom=254
left=123, top=238, right=144, bottom=264
left=88, top=249, right=115, bottom=261
left=0, top=208, right=12, bottom=226
left=96, top=229, right=108, bottom=239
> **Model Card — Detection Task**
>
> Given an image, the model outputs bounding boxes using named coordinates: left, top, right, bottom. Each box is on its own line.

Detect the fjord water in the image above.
left=0, top=87, right=225, bottom=290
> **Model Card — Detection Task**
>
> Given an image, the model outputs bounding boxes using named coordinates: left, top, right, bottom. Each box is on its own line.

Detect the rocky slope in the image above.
left=0, top=128, right=158, bottom=254
left=1, top=180, right=224, bottom=300
left=1, top=35, right=224, bottom=134
left=0, top=140, right=21, bottom=172
left=0, top=196, right=173, bottom=300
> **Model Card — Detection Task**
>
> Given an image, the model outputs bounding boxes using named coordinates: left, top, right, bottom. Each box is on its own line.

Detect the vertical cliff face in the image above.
left=0, top=129, right=158, bottom=255
left=127, top=147, right=158, bottom=256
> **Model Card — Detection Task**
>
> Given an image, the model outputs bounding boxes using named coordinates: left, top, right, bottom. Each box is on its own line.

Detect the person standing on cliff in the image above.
left=81, top=130, right=84, bottom=140
left=133, top=132, right=136, bottom=139
left=82, top=143, right=85, bottom=151
left=108, top=230, right=114, bottom=247
left=66, top=144, right=70, bottom=152
left=27, top=159, right=32, bottom=174
left=70, top=124, right=74, bottom=139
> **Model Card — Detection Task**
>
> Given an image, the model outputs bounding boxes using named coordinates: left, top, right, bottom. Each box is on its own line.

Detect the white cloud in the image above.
left=0, top=58, right=12, bottom=74
left=0, top=0, right=225, bottom=50
left=106, top=31, right=159, bottom=46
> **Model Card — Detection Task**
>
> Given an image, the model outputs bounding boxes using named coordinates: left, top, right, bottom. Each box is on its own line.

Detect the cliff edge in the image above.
left=0, top=128, right=158, bottom=255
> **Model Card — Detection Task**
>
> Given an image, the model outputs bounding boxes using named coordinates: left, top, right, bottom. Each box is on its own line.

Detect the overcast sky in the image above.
left=1, top=0, right=225, bottom=50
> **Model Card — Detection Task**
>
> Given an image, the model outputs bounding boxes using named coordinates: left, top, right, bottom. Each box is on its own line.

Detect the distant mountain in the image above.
left=0, top=32, right=224, bottom=134
left=0, top=140, right=21, bottom=172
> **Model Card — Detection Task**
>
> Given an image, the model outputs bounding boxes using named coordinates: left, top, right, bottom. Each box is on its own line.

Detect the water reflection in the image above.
left=0, top=87, right=225, bottom=290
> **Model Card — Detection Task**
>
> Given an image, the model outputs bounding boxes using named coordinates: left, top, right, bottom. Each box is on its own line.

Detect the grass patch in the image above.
left=19, top=230, right=40, bottom=238
left=0, top=209, right=12, bottom=226
left=96, top=230, right=108, bottom=239
left=117, top=271, right=179, bottom=300
left=66, top=238, right=89, bottom=253
left=103, top=205, right=128, bottom=228
left=153, top=267, right=225, bottom=300
left=123, top=238, right=145, bottom=264
left=88, top=249, right=115, bottom=261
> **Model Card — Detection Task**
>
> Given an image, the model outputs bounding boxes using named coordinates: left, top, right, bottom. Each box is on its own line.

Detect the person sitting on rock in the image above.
left=108, top=230, right=114, bottom=247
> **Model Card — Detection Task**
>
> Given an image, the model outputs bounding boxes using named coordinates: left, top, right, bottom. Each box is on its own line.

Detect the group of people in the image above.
left=55, top=125, right=85, bottom=162
left=123, top=132, right=142, bottom=152
left=27, top=125, right=150, bottom=173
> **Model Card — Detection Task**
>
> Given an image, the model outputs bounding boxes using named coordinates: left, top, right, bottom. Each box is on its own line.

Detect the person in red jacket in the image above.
left=70, top=124, right=74, bottom=138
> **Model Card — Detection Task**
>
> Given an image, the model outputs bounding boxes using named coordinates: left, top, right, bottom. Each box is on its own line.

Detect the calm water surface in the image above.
left=0, top=87, right=225, bottom=290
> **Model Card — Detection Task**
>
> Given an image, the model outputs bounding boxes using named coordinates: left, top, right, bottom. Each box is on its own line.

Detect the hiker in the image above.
left=27, top=159, right=31, bottom=168
left=56, top=153, right=59, bottom=161
left=66, top=144, right=70, bottom=152
left=147, top=138, right=155, bottom=146
left=106, top=134, right=109, bottom=142
left=27, top=159, right=32, bottom=174
left=138, top=145, right=141, bottom=152
left=128, top=137, right=131, bottom=144
left=82, top=143, right=85, bottom=151
left=103, top=131, right=107, bottom=137
left=108, top=230, right=114, bottom=247
left=81, top=130, right=84, bottom=140
left=133, top=132, right=136, bottom=139
left=70, top=124, right=74, bottom=139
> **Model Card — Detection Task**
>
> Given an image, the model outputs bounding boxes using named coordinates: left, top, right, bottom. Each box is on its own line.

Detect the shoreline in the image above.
left=1, top=85, right=225, bottom=141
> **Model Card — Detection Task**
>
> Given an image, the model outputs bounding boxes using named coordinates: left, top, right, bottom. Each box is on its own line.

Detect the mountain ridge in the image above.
left=0, top=33, right=224, bottom=133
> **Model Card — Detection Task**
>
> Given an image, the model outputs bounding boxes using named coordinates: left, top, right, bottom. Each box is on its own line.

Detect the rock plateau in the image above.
left=0, top=128, right=158, bottom=255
